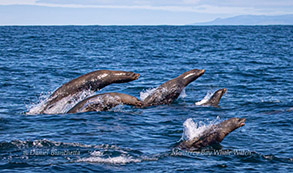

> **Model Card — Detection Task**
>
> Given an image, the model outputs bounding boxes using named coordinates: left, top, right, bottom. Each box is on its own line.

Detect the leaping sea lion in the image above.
left=142, top=69, right=205, bottom=107
left=38, top=70, right=140, bottom=114
left=67, top=92, right=142, bottom=113
left=178, top=117, right=246, bottom=150
left=195, top=88, right=227, bottom=107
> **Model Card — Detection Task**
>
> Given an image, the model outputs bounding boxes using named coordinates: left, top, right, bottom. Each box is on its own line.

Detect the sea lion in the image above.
left=39, top=70, right=140, bottom=114
left=67, top=92, right=142, bottom=113
left=195, top=88, right=227, bottom=107
left=179, top=117, right=246, bottom=150
left=142, top=69, right=205, bottom=107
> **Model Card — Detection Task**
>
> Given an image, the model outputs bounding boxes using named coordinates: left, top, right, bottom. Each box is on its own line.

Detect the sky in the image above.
left=0, top=0, right=292, bottom=25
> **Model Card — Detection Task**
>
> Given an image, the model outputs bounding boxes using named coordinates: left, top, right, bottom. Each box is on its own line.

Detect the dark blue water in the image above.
left=0, top=26, right=292, bottom=172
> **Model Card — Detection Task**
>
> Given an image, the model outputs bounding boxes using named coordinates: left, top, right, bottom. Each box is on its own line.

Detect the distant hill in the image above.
left=192, top=14, right=293, bottom=25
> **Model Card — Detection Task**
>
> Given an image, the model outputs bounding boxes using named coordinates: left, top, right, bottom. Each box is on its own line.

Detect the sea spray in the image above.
left=182, top=117, right=221, bottom=141
left=195, top=91, right=214, bottom=106
left=26, top=89, right=95, bottom=115
left=179, top=88, right=187, bottom=99
left=140, top=87, right=157, bottom=101
left=26, top=92, right=51, bottom=115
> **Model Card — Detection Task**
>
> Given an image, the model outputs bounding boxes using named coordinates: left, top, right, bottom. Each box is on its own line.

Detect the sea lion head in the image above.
left=215, top=88, right=227, bottom=97
left=111, top=71, right=140, bottom=83
left=233, top=117, right=246, bottom=127
left=212, top=117, right=246, bottom=143
left=179, top=69, right=205, bottom=86
left=218, top=117, right=246, bottom=134
left=178, top=117, right=245, bottom=150
left=208, top=88, right=227, bottom=106
left=115, top=93, right=142, bottom=107
left=124, top=96, right=143, bottom=107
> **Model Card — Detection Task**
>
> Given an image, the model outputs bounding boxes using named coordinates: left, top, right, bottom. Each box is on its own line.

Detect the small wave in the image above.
left=260, top=97, right=281, bottom=103
left=195, top=91, right=214, bottom=106
left=77, top=154, right=141, bottom=164
left=2, top=139, right=138, bottom=151
left=2, top=139, right=92, bottom=149
left=181, top=117, right=221, bottom=141
left=1, top=139, right=146, bottom=165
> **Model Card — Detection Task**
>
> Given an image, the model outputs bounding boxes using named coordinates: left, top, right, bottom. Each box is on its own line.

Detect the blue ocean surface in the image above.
left=0, top=26, right=292, bottom=172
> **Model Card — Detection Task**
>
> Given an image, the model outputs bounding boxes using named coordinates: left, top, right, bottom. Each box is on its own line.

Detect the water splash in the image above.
left=195, top=91, right=214, bottom=106
left=139, top=87, right=157, bottom=101
left=26, top=89, right=95, bottom=115
left=179, top=88, right=187, bottom=99
left=182, top=117, right=221, bottom=141
left=25, top=92, right=51, bottom=115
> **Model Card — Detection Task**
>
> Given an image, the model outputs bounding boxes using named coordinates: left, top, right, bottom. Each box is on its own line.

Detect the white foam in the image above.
left=90, top=151, right=103, bottom=157
left=195, top=91, right=214, bottom=106
left=26, top=92, right=51, bottom=115
left=76, top=147, right=142, bottom=164
left=260, top=97, right=281, bottom=103
left=77, top=155, right=141, bottom=164
left=182, top=117, right=220, bottom=141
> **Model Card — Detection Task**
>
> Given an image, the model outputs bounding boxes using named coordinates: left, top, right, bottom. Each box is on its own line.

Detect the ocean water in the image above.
left=0, top=26, right=292, bottom=172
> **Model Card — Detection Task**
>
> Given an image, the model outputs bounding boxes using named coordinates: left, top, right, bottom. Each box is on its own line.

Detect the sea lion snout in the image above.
left=133, top=73, right=140, bottom=80
left=222, top=88, right=227, bottom=93
left=238, top=118, right=246, bottom=127
left=200, top=69, right=205, bottom=74
left=195, top=69, right=205, bottom=77
left=124, top=72, right=140, bottom=80
left=136, top=100, right=143, bottom=107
